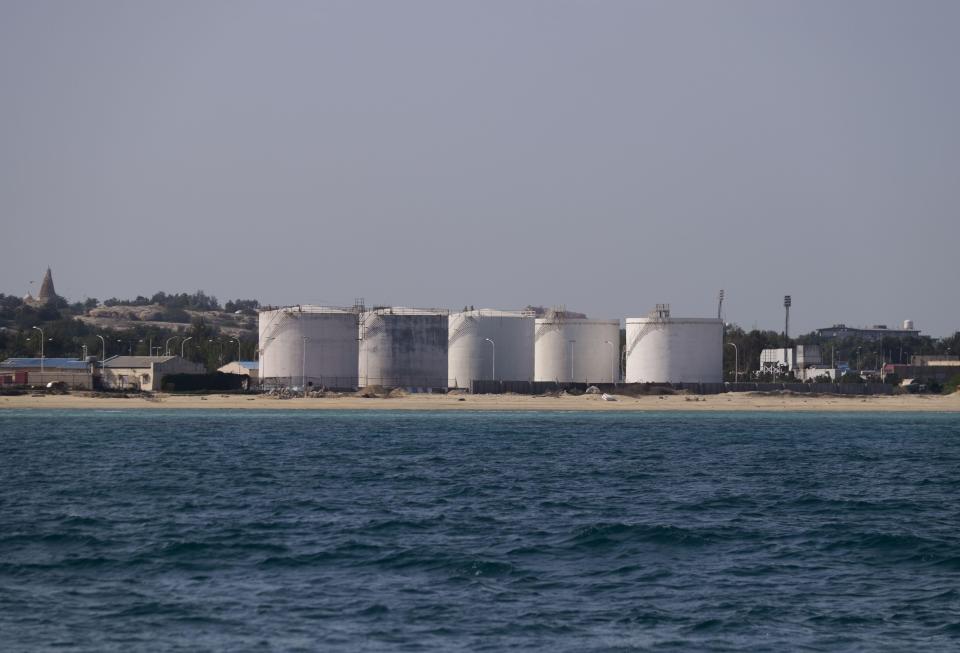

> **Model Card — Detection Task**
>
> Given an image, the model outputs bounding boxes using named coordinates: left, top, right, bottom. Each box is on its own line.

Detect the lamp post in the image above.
left=31, top=326, right=44, bottom=373
left=568, top=339, right=576, bottom=383
left=230, top=339, right=240, bottom=362
left=725, top=342, right=739, bottom=382
left=181, top=336, right=193, bottom=358
left=96, top=335, right=106, bottom=369
left=208, top=339, right=224, bottom=364
left=165, top=336, right=178, bottom=356
left=301, top=336, right=309, bottom=396
left=484, top=337, right=495, bottom=381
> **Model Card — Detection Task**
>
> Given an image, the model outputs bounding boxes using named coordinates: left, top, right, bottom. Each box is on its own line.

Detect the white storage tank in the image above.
left=625, top=305, right=723, bottom=384
left=534, top=314, right=620, bottom=383
left=359, top=308, right=449, bottom=389
left=448, top=309, right=535, bottom=388
left=259, top=306, right=359, bottom=389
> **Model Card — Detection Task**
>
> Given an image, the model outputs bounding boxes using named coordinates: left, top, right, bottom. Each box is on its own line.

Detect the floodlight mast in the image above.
left=783, top=295, right=792, bottom=345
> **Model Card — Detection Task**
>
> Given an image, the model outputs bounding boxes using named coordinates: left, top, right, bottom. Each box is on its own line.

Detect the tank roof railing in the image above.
left=363, top=306, right=450, bottom=316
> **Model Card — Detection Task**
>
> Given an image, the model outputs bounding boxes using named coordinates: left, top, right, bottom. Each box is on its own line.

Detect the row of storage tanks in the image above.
left=258, top=306, right=723, bottom=389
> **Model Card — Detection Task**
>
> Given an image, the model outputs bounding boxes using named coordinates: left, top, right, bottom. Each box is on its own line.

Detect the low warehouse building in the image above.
left=102, top=355, right=205, bottom=391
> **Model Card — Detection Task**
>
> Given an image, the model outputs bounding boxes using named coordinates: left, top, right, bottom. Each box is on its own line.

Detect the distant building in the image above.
left=910, top=355, right=960, bottom=367
left=102, top=355, right=205, bottom=391
left=0, top=357, right=94, bottom=389
left=816, top=321, right=920, bottom=341
left=883, top=358, right=959, bottom=385
left=759, top=345, right=821, bottom=373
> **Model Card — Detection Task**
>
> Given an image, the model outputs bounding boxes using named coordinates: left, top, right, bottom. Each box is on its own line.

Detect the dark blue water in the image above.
left=1, top=410, right=959, bottom=651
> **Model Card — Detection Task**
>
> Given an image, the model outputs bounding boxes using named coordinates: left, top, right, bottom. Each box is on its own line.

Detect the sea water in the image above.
left=1, top=410, right=958, bottom=651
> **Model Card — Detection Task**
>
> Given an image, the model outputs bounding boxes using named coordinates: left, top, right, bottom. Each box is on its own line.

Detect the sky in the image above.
left=1, top=0, right=958, bottom=336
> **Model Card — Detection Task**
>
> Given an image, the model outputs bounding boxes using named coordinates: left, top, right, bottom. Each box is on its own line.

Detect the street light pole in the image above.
left=301, top=336, right=308, bottom=396
left=96, top=335, right=106, bottom=369
left=725, top=342, right=739, bottom=382
left=165, top=336, right=177, bottom=356
left=568, top=339, right=576, bottom=382
left=230, top=339, right=240, bottom=362
left=31, top=326, right=44, bottom=373
left=208, top=339, right=224, bottom=364
left=181, top=336, right=193, bottom=358
left=484, top=337, right=495, bottom=381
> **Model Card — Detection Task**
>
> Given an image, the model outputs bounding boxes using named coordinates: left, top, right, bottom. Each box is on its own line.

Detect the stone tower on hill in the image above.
left=37, top=267, right=56, bottom=304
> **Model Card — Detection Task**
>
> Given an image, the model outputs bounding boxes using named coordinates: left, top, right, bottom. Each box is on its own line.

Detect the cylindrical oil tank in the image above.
left=258, top=306, right=359, bottom=389
left=448, top=309, right=535, bottom=388
left=534, top=318, right=620, bottom=383
left=625, top=313, right=723, bottom=383
left=359, top=308, right=448, bottom=389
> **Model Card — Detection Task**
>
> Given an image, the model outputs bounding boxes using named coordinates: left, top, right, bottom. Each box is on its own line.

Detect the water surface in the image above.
left=1, top=410, right=958, bottom=651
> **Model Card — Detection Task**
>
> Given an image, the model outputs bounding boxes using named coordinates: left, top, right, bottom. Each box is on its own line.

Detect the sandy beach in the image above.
left=2, top=391, right=959, bottom=412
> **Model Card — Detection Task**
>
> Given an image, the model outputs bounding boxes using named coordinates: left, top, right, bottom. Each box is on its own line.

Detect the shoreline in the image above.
left=2, top=392, right=959, bottom=412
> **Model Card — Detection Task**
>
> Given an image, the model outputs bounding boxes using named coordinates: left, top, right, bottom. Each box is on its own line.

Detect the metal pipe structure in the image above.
left=96, top=335, right=106, bottom=369
left=31, top=326, right=44, bottom=373
left=181, top=336, right=193, bottom=358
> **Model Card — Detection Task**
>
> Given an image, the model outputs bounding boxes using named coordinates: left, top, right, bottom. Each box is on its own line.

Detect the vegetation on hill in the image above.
left=0, top=292, right=260, bottom=372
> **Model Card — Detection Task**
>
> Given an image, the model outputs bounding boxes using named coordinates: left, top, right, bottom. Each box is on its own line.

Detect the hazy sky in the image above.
left=2, top=1, right=958, bottom=335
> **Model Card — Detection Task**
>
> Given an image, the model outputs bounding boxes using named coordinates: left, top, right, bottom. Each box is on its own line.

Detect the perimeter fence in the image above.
left=470, top=380, right=895, bottom=396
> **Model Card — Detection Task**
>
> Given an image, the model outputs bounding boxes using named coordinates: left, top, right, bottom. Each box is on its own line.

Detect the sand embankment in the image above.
left=2, top=392, right=959, bottom=412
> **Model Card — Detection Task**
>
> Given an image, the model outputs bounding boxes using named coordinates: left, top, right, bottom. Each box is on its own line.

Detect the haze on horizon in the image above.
left=1, top=1, right=957, bottom=336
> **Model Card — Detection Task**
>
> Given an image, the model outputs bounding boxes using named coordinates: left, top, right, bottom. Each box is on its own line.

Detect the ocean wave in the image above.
left=565, top=522, right=720, bottom=549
